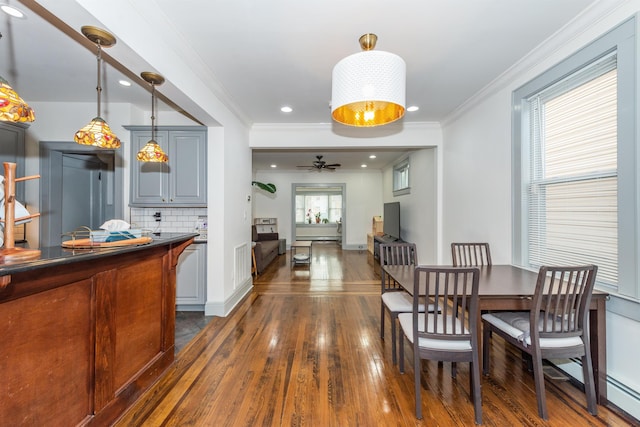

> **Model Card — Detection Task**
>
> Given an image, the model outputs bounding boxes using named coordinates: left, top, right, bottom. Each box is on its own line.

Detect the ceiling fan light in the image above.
left=0, top=75, right=35, bottom=123
left=74, top=116, right=121, bottom=148
left=331, top=36, right=405, bottom=127
left=136, top=140, right=168, bottom=162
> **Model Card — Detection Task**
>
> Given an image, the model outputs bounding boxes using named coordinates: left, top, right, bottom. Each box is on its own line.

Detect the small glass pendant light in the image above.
left=0, top=32, right=35, bottom=123
left=74, top=26, right=121, bottom=148
left=137, top=72, right=168, bottom=163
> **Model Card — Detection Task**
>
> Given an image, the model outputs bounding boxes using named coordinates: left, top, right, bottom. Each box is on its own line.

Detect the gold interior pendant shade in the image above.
left=74, top=26, right=121, bottom=148
left=331, top=34, right=406, bottom=127
left=137, top=72, right=168, bottom=163
left=0, top=32, right=34, bottom=123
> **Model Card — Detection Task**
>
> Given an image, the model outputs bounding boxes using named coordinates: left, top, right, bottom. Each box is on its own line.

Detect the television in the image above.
left=383, top=202, right=401, bottom=240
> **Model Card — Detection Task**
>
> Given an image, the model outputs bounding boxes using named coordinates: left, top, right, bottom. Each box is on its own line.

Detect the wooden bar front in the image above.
left=0, top=234, right=194, bottom=426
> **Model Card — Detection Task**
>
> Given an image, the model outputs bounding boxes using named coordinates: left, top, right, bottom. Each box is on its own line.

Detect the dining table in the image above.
left=381, top=264, right=609, bottom=405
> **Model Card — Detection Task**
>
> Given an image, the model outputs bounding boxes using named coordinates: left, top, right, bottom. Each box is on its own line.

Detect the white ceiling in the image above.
left=1, top=0, right=601, bottom=170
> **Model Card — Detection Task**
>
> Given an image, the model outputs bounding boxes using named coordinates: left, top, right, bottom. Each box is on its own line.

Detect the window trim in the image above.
left=511, top=16, right=637, bottom=299
left=392, top=158, right=410, bottom=196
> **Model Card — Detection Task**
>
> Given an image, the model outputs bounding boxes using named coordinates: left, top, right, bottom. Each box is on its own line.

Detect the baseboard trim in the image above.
left=204, top=278, right=253, bottom=317
left=553, top=358, right=640, bottom=422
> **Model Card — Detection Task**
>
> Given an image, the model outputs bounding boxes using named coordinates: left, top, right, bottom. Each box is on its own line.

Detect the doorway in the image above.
left=292, top=183, right=346, bottom=247
left=39, top=141, right=124, bottom=247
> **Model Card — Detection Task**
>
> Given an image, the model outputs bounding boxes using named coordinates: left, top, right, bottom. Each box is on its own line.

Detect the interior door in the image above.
left=61, top=154, right=105, bottom=236
left=40, top=146, right=118, bottom=248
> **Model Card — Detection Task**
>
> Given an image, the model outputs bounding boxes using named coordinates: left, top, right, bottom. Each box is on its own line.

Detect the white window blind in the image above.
left=526, top=54, right=617, bottom=287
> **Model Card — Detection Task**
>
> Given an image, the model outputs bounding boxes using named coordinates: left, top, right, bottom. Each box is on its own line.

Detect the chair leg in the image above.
left=482, top=324, right=491, bottom=375
left=452, top=362, right=457, bottom=378
left=414, top=345, right=422, bottom=419
left=391, top=312, right=397, bottom=365
left=399, top=332, right=405, bottom=373
left=581, top=352, right=598, bottom=416
left=380, top=302, right=385, bottom=339
left=530, top=348, right=548, bottom=420
left=470, top=361, right=483, bottom=425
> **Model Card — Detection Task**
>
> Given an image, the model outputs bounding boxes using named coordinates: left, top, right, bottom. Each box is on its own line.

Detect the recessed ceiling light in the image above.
left=281, top=106, right=293, bottom=113
left=270, top=164, right=277, bottom=168
left=361, top=164, right=367, bottom=168
left=0, top=4, right=25, bottom=18
left=369, top=154, right=377, bottom=159
left=407, top=105, right=419, bottom=112
left=118, top=79, right=132, bottom=87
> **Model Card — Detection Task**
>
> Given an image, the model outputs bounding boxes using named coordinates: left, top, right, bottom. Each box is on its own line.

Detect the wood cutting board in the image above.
left=61, top=236, right=153, bottom=249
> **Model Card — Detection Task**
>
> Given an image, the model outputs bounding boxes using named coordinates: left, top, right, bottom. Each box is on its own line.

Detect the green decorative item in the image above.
left=322, top=218, right=329, bottom=224
left=251, top=181, right=277, bottom=194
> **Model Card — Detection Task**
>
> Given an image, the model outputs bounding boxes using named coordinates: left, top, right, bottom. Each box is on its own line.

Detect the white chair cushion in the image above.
left=398, top=313, right=472, bottom=351
left=381, top=291, right=429, bottom=313
left=482, top=312, right=584, bottom=349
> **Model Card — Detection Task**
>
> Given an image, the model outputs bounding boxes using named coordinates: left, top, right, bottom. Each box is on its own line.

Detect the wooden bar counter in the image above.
left=0, top=233, right=196, bottom=426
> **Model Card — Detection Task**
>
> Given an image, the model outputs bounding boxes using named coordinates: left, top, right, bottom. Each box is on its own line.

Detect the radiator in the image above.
left=235, top=243, right=249, bottom=287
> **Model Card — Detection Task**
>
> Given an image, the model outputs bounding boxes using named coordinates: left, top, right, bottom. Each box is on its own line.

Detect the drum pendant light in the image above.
left=331, top=34, right=406, bottom=127
left=136, top=72, right=168, bottom=163
left=74, top=26, right=121, bottom=148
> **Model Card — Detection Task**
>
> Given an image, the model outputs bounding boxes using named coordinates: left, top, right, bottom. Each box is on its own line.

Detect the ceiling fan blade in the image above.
left=324, top=163, right=341, bottom=167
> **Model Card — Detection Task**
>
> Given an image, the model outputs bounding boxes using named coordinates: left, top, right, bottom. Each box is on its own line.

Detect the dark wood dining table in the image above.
left=381, top=264, right=609, bottom=404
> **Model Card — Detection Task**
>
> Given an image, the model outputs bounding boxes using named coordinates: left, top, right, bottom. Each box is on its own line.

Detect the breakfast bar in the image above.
left=0, top=233, right=196, bottom=426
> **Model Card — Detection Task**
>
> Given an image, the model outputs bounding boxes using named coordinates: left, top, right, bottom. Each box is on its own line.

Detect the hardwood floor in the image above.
left=117, top=242, right=634, bottom=426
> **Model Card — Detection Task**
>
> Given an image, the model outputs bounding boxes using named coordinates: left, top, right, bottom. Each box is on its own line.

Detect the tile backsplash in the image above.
left=130, top=207, right=207, bottom=234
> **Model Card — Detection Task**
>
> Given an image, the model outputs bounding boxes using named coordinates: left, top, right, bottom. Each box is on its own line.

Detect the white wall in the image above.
left=441, top=3, right=640, bottom=418
left=253, top=170, right=383, bottom=249
left=382, top=148, right=438, bottom=264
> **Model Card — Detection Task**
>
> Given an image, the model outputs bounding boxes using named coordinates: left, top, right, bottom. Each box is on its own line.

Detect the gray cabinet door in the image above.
left=176, top=243, right=206, bottom=307
left=169, top=130, right=206, bottom=204
left=129, top=127, right=206, bottom=207
left=130, top=130, right=169, bottom=205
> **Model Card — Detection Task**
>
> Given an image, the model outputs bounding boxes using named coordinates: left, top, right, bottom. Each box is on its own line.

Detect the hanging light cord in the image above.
left=151, top=83, right=156, bottom=141
left=95, top=41, right=103, bottom=118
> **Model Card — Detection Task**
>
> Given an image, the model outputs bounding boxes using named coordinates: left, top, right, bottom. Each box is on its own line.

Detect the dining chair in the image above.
left=379, top=242, right=424, bottom=365
left=481, top=265, right=598, bottom=420
left=450, top=242, right=491, bottom=376
left=398, top=266, right=482, bottom=424
left=451, top=242, right=492, bottom=267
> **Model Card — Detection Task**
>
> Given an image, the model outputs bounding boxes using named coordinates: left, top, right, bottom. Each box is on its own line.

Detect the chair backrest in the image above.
left=451, top=243, right=492, bottom=267
left=380, top=242, right=417, bottom=266
left=531, top=265, right=597, bottom=340
left=380, top=242, right=417, bottom=293
left=413, top=266, right=480, bottom=342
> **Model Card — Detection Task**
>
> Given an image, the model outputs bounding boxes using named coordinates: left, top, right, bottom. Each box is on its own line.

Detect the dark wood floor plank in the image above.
left=116, top=242, right=635, bottom=426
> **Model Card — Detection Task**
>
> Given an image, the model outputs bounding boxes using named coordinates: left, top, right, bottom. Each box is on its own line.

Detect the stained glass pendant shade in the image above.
left=0, top=32, right=34, bottom=123
left=0, top=76, right=35, bottom=122
left=74, top=26, right=121, bottom=148
left=137, top=72, right=168, bottom=163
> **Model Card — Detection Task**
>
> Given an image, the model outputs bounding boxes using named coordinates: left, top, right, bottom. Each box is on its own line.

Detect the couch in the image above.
left=252, top=225, right=280, bottom=274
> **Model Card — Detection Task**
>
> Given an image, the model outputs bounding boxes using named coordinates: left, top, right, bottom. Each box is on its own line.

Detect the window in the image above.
left=295, top=191, right=342, bottom=223
left=527, top=56, right=617, bottom=286
left=393, top=158, right=410, bottom=196
left=513, top=18, right=637, bottom=299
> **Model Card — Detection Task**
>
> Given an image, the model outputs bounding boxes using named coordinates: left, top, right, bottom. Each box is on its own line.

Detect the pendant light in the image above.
left=136, top=72, right=168, bottom=162
left=74, top=26, right=121, bottom=148
left=0, top=32, right=34, bottom=123
left=331, top=34, right=406, bottom=127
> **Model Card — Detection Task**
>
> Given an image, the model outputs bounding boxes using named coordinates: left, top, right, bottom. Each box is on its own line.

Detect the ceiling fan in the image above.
left=296, top=155, right=341, bottom=171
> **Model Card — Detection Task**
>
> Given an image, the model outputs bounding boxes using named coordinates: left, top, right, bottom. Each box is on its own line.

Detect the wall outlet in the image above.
left=154, top=212, right=162, bottom=222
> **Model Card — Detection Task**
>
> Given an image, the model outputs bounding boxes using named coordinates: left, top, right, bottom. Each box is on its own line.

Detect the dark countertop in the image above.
left=0, top=232, right=197, bottom=277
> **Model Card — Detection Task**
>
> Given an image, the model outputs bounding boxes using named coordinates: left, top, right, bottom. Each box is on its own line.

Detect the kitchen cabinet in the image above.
left=128, top=126, right=207, bottom=207
left=0, top=122, right=26, bottom=202
left=176, top=242, right=206, bottom=309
